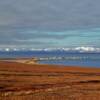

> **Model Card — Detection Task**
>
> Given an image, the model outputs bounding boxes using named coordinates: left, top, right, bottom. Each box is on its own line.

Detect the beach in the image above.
left=0, top=60, right=100, bottom=100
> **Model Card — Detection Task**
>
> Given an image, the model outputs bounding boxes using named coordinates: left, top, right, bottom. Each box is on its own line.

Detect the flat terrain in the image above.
left=0, top=61, right=100, bottom=100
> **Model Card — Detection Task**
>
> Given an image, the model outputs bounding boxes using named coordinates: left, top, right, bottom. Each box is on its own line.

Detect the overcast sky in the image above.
left=0, top=0, right=100, bottom=48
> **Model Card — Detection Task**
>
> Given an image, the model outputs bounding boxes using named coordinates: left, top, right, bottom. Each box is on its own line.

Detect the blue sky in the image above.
left=0, top=0, right=100, bottom=48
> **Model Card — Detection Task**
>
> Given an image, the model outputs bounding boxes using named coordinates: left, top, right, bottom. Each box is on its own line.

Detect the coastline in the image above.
left=0, top=60, right=100, bottom=99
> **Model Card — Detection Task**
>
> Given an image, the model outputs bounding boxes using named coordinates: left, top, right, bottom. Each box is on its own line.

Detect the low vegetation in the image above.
left=0, top=61, right=100, bottom=100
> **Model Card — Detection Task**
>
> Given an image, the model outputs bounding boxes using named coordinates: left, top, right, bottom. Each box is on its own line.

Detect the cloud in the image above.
left=0, top=0, right=100, bottom=48
left=0, top=0, right=100, bottom=29
left=0, top=29, right=100, bottom=48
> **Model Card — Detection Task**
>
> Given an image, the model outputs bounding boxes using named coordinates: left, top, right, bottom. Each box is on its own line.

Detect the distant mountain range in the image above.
left=0, top=47, right=100, bottom=53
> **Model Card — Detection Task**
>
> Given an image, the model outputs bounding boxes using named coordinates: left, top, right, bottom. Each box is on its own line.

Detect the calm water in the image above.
left=0, top=50, right=100, bottom=67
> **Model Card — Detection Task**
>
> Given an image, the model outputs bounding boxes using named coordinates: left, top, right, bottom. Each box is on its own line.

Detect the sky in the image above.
left=0, top=0, right=100, bottom=48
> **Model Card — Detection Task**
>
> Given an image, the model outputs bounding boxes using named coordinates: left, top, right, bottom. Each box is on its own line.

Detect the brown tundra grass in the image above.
left=0, top=61, right=100, bottom=100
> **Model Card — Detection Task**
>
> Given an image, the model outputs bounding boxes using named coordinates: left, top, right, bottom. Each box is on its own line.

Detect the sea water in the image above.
left=0, top=47, right=100, bottom=67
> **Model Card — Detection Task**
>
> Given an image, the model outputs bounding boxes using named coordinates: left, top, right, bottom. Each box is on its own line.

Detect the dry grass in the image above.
left=0, top=61, right=100, bottom=100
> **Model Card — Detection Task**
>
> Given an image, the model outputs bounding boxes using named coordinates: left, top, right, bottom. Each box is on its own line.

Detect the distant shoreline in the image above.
left=0, top=57, right=100, bottom=68
left=0, top=57, right=38, bottom=65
